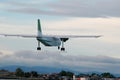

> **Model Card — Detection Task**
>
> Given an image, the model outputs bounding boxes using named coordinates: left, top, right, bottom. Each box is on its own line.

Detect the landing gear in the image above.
left=37, top=41, right=41, bottom=50
left=61, top=47, right=65, bottom=51
left=58, top=46, right=60, bottom=50
left=58, top=46, right=65, bottom=51
left=37, top=47, right=41, bottom=50
left=61, top=39, right=65, bottom=51
left=59, top=38, right=69, bottom=51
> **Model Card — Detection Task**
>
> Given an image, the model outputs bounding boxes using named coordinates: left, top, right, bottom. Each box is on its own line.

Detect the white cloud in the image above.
left=0, top=50, right=120, bottom=73
left=2, top=0, right=120, bottom=17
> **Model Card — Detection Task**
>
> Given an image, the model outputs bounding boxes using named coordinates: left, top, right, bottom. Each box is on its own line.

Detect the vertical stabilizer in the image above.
left=37, top=19, right=42, bottom=36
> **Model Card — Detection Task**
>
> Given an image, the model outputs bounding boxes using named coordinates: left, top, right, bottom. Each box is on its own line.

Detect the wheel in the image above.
left=37, top=47, right=41, bottom=50
left=58, top=46, right=60, bottom=50
left=61, top=48, right=65, bottom=51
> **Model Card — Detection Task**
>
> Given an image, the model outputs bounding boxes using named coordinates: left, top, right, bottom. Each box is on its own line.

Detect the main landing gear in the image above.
left=59, top=38, right=69, bottom=51
left=61, top=40, right=65, bottom=51
left=37, top=38, right=69, bottom=51
left=58, top=46, right=60, bottom=50
left=37, top=41, right=41, bottom=50
left=58, top=43, right=65, bottom=51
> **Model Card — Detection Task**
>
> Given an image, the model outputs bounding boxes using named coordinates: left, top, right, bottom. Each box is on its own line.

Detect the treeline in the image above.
left=15, top=68, right=38, bottom=77
left=59, top=71, right=116, bottom=78
left=14, top=68, right=116, bottom=78
left=76, top=72, right=115, bottom=78
left=15, top=68, right=74, bottom=78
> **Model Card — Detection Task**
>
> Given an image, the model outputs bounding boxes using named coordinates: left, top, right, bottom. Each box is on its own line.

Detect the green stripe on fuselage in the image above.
left=37, top=38, right=53, bottom=46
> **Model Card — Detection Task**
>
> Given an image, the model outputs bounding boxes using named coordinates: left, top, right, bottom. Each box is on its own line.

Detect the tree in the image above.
left=59, top=70, right=74, bottom=78
left=24, top=72, right=31, bottom=78
left=90, top=73, right=101, bottom=80
left=59, top=70, right=67, bottom=76
left=66, top=71, right=74, bottom=77
left=101, top=72, right=115, bottom=78
left=15, top=68, right=24, bottom=77
left=91, top=73, right=100, bottom=77
left=31, top=71, right=38, bottom=77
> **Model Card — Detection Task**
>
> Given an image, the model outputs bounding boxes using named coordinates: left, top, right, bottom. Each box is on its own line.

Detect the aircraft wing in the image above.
left=0, top=34, right=37, bottom=38
left=43, top=35, right=102, bottom=38
left=0, top=34, right=101, bottom=38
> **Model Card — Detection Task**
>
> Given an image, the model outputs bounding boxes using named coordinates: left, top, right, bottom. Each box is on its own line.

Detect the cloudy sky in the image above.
left=0, top=0, right=120, bottom=74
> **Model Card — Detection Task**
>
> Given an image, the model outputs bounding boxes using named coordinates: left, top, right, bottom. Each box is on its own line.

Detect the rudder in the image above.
left=37, top=19, right=42, bottom=36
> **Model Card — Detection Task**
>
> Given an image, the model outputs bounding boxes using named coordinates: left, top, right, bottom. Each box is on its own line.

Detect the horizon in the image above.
left=0, top=65, right=119, bottom=76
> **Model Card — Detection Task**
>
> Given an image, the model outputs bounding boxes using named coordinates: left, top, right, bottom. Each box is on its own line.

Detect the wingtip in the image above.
left=96, top=35, right=102, bottom=38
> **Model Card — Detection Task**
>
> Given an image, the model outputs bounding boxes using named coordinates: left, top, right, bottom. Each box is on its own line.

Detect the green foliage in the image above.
left=59, top=70, right=67, bottom=76
left=14, top=67, right=116, bottom=79
left=15, top=68, right=38, bottom=78
left=59, top=70, right=74, bottom=77
left=101, top=72, right=115, bottom=78
left=67, top=71, right=74, bottom=77
left=31, top=71, right=38, bottom=77
left=24, top=72, right=31, bottom=78
left=15, top=68, right=24, bottom=77
left=77, top=72, right=115, bottom=78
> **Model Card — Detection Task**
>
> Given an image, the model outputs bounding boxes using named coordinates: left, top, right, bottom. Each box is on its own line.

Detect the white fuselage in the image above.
left=37, top=37, right=61, bottom=46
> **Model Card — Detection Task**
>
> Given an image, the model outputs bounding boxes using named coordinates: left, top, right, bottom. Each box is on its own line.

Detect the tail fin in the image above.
left=37, top=19, right=42, bottom=36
